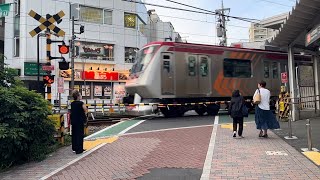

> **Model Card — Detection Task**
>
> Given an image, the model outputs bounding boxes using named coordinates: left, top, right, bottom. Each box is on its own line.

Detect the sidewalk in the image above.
left=1, top=118, right=320, bottom=180
left=210, top=122, right=320, bottom=179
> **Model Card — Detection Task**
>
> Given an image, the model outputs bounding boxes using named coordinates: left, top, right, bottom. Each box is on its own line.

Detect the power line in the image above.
left=122, top=0, right=259, bottom=23
left=163, top=0, right=259, bottom=22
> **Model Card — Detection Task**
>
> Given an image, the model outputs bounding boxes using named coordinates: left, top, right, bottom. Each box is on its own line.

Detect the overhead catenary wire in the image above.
left=122, top=0, right=260, bottom=23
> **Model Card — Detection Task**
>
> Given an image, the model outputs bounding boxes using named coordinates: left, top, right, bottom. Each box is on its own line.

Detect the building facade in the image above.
left=4, top=0, right=178, bottom=105
left=146, top=9, right=181, bottom=43
left=249, top=12, right=288, bottom=42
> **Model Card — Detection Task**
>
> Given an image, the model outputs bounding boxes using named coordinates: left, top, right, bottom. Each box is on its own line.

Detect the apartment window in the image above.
left=14, top=0, right=20, bottom=16
left=224, top=58, right=251, bottom=78
left=272, top=62, right=279, bottom=79
left=264, top=62, right=270, bottom=78
left=13, top=0, right=20, bottom=57
left=124, top=13, right=136, bottom=28
left=103, top=10, right=112, bottom=25
left=14, top=37, right=20, bottom=57
left=125, top=47, right=137, bottom=63
left=80, top=6, right=103, bottom=24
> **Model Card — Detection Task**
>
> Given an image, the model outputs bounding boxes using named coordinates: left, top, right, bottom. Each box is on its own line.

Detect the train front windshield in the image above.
left=131, top=45, right=159, bottom=74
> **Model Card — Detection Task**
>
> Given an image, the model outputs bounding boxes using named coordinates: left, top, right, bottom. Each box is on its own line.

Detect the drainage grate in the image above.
left=266, top=151, right=288, bottom=156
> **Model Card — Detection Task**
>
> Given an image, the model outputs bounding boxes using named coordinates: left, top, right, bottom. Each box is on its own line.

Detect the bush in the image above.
left=0, top=86, right=55, bottom=169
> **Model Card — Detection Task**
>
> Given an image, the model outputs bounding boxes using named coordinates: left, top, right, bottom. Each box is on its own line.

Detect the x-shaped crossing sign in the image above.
left=28, top=10, right=65, bottom=37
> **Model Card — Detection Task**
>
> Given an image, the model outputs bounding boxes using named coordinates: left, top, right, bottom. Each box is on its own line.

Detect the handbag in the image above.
left=241, top=104, right=249, bottom=117
left=253, top=89, right=261, bottom=104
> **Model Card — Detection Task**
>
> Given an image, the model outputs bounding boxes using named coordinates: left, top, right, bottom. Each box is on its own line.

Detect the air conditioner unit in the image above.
left=70, top=3, right=80, bottom=20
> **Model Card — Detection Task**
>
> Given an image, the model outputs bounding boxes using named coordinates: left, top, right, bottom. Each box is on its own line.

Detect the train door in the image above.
left=186, top=54, right=211, bottom=95
left=199, top=55, right=211, bottom=94
left=161, top=53, right=175, bottom=95
left=270, top=61, right=280, bottom=93
left=263, top=61, right=272, bottom=89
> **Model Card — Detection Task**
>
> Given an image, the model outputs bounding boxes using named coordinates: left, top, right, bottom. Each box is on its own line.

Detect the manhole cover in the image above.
left=266, top=151, right=288, bottom=156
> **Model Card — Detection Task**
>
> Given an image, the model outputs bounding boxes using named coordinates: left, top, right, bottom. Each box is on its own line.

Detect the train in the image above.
left=123, top=41, right=311, bottom=117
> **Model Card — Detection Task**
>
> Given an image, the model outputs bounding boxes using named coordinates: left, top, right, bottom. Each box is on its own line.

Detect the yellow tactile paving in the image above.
left=302, top=151, right=320, bottom=166
left=220, top=123, right=247, bottom=130
left=83, top=136, right=118, bottom=151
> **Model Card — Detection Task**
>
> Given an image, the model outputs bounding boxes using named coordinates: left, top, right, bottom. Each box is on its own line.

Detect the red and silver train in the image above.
left=124, top=41, right=310, bottom=117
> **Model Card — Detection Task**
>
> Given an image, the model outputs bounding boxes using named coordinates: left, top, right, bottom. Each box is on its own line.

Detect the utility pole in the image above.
left=70, top=16, right=75, bottom=95
left=216, top=0, right=230, bottom=46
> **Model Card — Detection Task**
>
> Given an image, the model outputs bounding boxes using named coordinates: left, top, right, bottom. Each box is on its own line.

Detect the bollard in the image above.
left=306, top=119, right=312, bottom=151
left=288, top=111, right=293, bottom=138
left=93, top=100, right=96, bottom=116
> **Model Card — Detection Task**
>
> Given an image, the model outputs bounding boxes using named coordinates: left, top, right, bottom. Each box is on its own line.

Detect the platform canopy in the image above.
left=268, top=0, right=320, bottom=52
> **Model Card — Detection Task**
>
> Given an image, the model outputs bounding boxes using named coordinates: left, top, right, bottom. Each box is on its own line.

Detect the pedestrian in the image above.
left=253, top=81, right=280, bottom=138
left=70, top=90, right=88, bottom=154
left=228, top=90, right=246, bottom=138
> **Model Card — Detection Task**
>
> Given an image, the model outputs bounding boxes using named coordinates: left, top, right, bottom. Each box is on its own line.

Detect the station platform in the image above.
left=1, top=114, right=320, bottom=180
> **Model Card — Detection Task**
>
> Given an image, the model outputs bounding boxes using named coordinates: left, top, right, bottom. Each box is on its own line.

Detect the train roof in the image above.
left=144, top=41, right=312, bottom=60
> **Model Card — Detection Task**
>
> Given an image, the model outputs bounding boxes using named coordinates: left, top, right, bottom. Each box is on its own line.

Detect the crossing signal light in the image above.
left=59, top=45, right=69, bottom=54
left=80, top=25, right=84, bottom=34
left=43, top=75, right=54, bottom=84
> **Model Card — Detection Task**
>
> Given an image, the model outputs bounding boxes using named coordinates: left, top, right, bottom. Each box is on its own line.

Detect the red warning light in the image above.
left=59, top=45, right=70, bottom=54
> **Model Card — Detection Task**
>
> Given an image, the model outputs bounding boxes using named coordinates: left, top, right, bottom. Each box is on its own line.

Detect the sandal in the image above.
left=259, top=131, right=263, bottom=137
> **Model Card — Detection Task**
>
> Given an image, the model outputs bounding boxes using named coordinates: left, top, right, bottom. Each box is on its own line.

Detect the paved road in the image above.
left=1, top=114, right=320, bottom=180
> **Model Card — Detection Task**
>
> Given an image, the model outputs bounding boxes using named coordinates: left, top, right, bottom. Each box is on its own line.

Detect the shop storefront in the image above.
left=59, top=66, right=129, bottom=103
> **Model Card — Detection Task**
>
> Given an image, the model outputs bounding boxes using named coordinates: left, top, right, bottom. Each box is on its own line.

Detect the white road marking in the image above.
left=200, top=116, right=219, bottom=180
left=118, top=120, right=146, bottom=135
left=84, top=121, right=126, bottom=140
left=122, top=124, right=214, bottom=136
left=40, top=143, right=106, bottom=180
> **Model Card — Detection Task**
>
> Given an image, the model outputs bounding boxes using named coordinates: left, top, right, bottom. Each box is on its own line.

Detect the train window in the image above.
left=272, top=62, right=278, bottom=79
left=163, top=55, right=170, bottom=59
left=264, top=62, right=270, bottom=78
left=188, top=56, right=196, bottom=76
left=200, top=57, right=208, bottom=77
left=223, top=58, right=251, bottom=78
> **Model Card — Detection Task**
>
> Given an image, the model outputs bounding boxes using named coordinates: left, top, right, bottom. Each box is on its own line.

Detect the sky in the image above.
left=144, top=0, right=296, bottom=45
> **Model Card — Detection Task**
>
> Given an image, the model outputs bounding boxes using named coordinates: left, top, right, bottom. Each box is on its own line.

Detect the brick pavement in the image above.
left=47, top=126, right=213, bottom=180
left=210, top=122, right=320, bottom=180
left=0, top=146, right=80, bottom=180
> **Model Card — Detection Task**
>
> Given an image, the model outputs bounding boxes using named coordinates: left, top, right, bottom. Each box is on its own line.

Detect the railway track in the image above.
left=87, top=114, right=138, bottom=126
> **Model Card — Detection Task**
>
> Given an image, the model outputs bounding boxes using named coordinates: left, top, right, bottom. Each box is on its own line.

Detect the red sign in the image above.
left=42, top=65, right=54, bottom=71
left=281, top=72, right=288, bottom=83
left=81, top=71, right=119, bottom=81
left=57, top=77, right=64, bottom=93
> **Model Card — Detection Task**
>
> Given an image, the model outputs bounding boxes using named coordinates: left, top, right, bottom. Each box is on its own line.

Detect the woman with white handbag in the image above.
left=253, top=81, right=280, bottom=138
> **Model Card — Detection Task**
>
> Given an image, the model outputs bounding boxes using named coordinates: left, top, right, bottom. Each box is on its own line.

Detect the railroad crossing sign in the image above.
left=28, top=10, right=65, bottom=37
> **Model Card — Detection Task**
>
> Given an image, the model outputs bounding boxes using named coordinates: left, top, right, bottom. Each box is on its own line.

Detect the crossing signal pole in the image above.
left=216, top=0, right=230, bottom=46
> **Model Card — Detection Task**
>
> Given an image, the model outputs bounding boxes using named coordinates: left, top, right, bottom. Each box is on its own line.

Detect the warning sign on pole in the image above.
left=58, top=77, right=64, bottom=93
left=281, top=72, right=288, bottom=83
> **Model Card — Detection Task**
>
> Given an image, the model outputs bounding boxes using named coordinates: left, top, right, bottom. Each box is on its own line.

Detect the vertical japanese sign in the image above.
left=57, top=77, right=64, bottom=93
left=0, top=3, right=11, bottom=17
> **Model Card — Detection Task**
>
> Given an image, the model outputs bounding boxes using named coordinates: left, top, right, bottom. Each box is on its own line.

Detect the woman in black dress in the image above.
left=71, top=90, right=87, bottom=154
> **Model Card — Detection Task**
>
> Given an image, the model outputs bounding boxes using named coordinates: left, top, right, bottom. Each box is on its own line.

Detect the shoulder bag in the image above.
left=253, top=89, right=261, bottom=104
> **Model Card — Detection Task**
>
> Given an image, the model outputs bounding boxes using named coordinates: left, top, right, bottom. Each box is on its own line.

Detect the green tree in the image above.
left=0, top=64, right=55, bottom=170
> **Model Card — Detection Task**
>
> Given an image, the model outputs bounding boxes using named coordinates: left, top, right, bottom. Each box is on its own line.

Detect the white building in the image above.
left=4, top=0, right=152, bottom=104
left=146, top=9, right=181, bottom=43
left=249, top=12, right=288, bottom=42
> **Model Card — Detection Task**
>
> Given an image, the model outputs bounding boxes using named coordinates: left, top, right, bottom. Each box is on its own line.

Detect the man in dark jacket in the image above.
left=228, top=90, right=245, bottom=138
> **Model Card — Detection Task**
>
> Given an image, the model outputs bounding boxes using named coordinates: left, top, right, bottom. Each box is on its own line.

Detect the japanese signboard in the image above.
left=57, top=77, right=64, bottom=93
left=281, top=72, right=288, bottom=84
left=24, top=62, right=47, bottom=76
left=306, top=24, right=320, bottom=47
left=0, top=3, right=10, bottom=17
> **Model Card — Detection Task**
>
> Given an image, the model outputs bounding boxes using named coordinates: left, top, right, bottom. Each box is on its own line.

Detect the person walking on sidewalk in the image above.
left=228, top=90, right=246, bottom=138
left=70, top=90, right=88, bottom=154
left=253, top=81, right=280, bottom=138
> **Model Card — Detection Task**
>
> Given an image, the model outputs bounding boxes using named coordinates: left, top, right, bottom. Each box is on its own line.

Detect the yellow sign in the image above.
left=48, top=114, right=62, bottom=130
left=279, top=101, right=285, bottom=111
